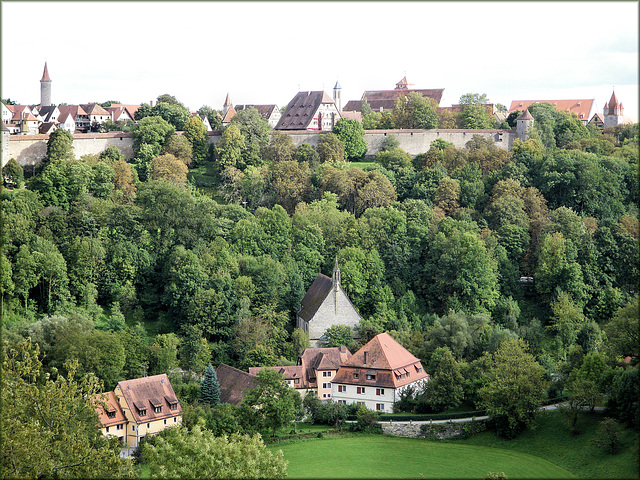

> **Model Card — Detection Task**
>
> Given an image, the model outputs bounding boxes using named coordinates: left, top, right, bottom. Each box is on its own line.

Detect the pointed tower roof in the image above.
left=41, top=62, right=51, bottom=81
left=395, top=76, right=413, bottom=90
left=517, top=109, right=534, bottom=121
left=608, top=91, right=619, bottom=108
left=334, top=80, right=341, bottom=89
left=224, top=93, right=232, bottom=107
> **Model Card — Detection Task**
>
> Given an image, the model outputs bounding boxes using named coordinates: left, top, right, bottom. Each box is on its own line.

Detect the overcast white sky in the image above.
left=2, top=1, right=638, bottom=121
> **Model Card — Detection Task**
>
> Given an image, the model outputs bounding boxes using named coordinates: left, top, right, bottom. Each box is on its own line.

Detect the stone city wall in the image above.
left=5, top=128, right=517, bottom=167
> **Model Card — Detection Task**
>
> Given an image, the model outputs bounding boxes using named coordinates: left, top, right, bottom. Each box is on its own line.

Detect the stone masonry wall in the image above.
left=5, top=128, right=516, bottom=167
left=381, top=419, right=487, bottom=439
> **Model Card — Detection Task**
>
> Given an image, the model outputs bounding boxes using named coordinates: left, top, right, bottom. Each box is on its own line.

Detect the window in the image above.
left=357, top=387, right=365, bottom=394
left=322, top=382, right=331, bottom=389
left=154, top=406, right=162, bottom=413
left=376, top=403, right=384, bottom=411
left=294, top=378, right=299, bottom=384
left=147, top=423, right=150, bottom=429
left=338, top=400, right=346, bottom=404
left=323, top=371, right=331, bottom=377
left=106, top=426, right=110, bottom=433
left=174, top=417, right=177, bottom=423
left=132, top=425, right=135, bottom=432
left=107, top=410, right=116, bottom=419
left=338, top=385, right=347, bottom=393
left=169, top=402, right=177, bottom=410
left=117, top=424, right=124, bottom=431
left=138, top=408, right=146, bottom=416
left=357, top=401, right=365, bottom=406
left=353, top=373, right=359, bottom=379
left=164, top=419, right=167, bottom=425
left=366, top=374, right=376, bottom=381
left=376, top=388, right=385, bottom=396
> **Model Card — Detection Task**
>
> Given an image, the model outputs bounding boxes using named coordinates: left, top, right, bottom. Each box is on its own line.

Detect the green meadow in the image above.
left=272, top=435, right=574, bottom=479
left=269, top=412, right=639, bottom=479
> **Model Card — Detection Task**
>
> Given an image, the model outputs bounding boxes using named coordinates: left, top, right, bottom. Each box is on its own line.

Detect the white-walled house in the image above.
left=331, top=333, right=429, bottom=413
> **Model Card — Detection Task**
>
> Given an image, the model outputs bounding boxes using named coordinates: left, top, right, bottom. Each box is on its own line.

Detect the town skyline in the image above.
left=2, top=2, right=638, bottom=121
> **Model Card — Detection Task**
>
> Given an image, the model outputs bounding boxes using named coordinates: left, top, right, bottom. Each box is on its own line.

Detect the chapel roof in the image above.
left=297, top=273, right=333, bottom=322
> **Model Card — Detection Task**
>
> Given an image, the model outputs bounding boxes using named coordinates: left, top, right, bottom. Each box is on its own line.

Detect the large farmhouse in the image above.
left=94, top=374, right=182, bottom=447
left=331, top=333, right=429, bottom=412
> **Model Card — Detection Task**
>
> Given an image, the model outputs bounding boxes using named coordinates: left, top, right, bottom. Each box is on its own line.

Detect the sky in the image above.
left=2, top=1, right=638, bottom=122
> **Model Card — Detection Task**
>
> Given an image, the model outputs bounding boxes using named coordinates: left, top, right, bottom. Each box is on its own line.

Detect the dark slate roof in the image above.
left=39, top=122, right=56, bottom=134
left=297, top=273, right=333, bottom=322
left=38, top=105, right=57, bottom=122
left=275, top=91, right=335, bottom=130
left=216, top=363, right=257, bottom=406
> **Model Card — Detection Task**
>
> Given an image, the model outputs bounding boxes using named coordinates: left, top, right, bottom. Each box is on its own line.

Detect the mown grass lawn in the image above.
left=271, top=434, right=575, bottom=479
left=451, top=411, right=639, bottom=480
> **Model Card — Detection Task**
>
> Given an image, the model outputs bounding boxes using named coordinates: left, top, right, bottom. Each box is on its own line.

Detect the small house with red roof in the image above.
left=94, top=374, right=182, bottom=447
left=331, top=333, right=429, bottom=412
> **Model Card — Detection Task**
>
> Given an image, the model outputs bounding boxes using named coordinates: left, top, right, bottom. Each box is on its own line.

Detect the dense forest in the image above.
left=2, top=98, right=639, bottom=453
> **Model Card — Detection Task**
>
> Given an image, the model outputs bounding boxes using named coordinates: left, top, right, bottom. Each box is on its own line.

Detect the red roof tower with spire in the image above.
left=41, top=62, right=51, bottom=82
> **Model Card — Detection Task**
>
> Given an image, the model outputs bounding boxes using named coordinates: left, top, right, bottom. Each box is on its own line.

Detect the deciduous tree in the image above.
left=479, top=338, right=548, bottom=437
left=142, top=426, right=286, bottom=479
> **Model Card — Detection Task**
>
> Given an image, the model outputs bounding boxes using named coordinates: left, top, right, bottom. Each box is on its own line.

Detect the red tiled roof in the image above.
left=116, top=374, right=181, bottom=425
left=340, top=111, right=363, bottom=122
left=249, top=365, right=306, bottom=387
left=109, top=104, right=140, bottom=120
left=333, top=333, right=428, bottom=389
left=216, top=363, right=258, bottom=405
left=235, top=104, right=278, bottom=120
left=222, top=105, right=236, bottom=123
left=362, top=88, right=444, bottom=111
left=517, top=109, right=534, bottom=121
left=509, top=99, right=594, bottom=120
left=93, top=391, right=127, bottom=427
left=81, top=104, right=110, bottom=116
left=41, top=62, right=51, bottom=82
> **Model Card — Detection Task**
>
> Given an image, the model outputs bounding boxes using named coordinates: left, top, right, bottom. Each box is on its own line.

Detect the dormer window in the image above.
left=353, top=372, right=359, bottom=379
left=106, top=409, right=116, bottom=419
left=138, top=408, right=147, bottom=416
left=154, top=406, right=162, bottom=413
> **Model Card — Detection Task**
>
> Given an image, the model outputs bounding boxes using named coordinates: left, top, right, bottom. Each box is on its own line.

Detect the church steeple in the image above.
left=332, top=258, right=341, bottom=290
